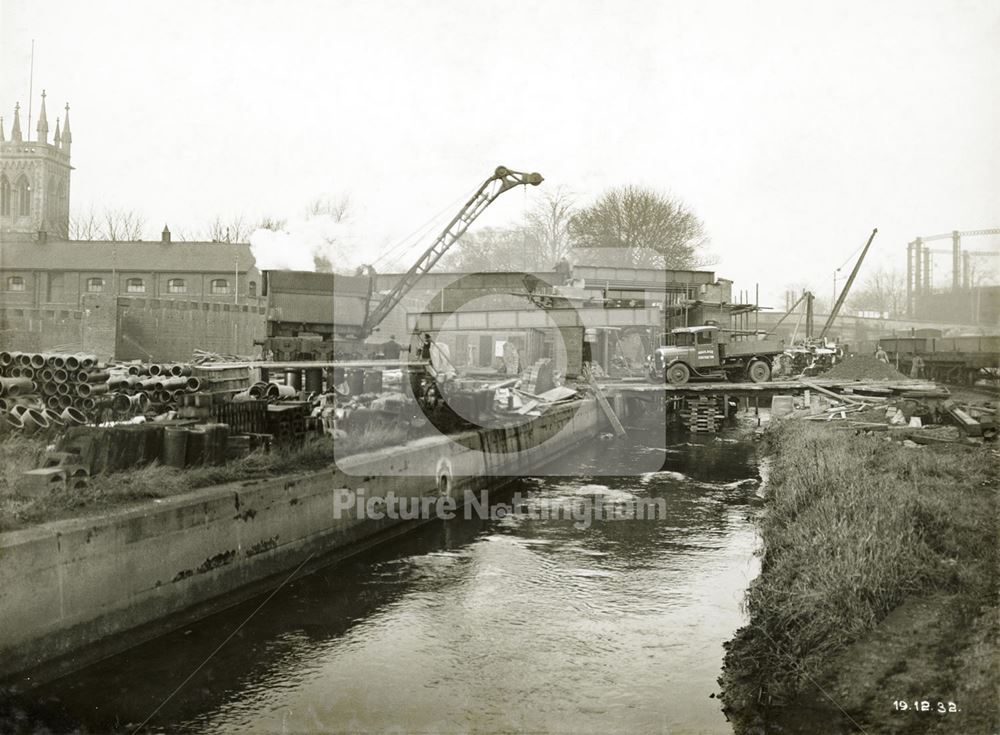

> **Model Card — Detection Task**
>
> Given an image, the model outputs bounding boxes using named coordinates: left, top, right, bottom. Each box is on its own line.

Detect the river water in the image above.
left=12, top=417, right=762, bottom=734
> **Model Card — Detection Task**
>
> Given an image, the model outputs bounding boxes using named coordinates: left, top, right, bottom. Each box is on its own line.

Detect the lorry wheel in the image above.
left=747, top=359, right=771, bottom=383
left=666, top=363, right=690, bottom=385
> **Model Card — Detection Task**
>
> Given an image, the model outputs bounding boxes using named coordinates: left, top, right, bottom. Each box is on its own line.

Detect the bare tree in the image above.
left=205, top=214, right=253, bottom=243
left=306, top=195, right=351, bottom=222
left=100, top=208, right=146, bottom=241
left=967, top=257, right=998, bottom=289
left=847, top=267, right=906, bottom=316
left=70, top=206, right=146, bottom=241
left=438, top=227, right=532, bottom=272
left=255, top=215, right=287, bottom=232
left=569, top=186, right=709, bottom=269
left=69, top=205, right=101, bottom=240
left=524, top=187, right=575, bottom=269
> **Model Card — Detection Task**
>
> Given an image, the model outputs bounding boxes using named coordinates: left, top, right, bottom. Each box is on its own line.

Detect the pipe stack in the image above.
left=106, top=363, right=205, bottom=414
left=0, top=351, right=95, bottom=431
left=2, top=354, right=251, bottom=427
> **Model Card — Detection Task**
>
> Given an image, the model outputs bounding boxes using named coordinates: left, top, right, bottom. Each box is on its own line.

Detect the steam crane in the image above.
left=360, top=166, right=544, bottom=339
left=768, top=229, right=877, bottom=378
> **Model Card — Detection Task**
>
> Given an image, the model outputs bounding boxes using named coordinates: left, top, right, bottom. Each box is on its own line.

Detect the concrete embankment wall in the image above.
left=0, top=400, right=603, bottom=682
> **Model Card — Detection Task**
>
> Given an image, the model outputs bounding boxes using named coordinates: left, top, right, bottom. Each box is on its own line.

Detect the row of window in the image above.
left=4, top=276, right=257, bottom=295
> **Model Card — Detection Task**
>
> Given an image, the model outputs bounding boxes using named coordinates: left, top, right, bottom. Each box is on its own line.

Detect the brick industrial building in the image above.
left=0, top=94, right=266, bottom=361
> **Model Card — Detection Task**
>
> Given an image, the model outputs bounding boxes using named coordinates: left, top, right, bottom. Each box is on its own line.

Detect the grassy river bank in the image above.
left=719, top=421, right=998, bottom=734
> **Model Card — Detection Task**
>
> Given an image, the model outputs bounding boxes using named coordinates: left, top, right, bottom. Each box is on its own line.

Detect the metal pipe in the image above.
left=130, top=392, right=150, bottom=412
left=42, top=407, right=65, bottom=426
left=79, top=370, right=110, bottom=383
left=0, top=377, right=34, bottom=397
left=110, top=393, right=132, bottom=412
left=61, top=406, right=87, bottom=425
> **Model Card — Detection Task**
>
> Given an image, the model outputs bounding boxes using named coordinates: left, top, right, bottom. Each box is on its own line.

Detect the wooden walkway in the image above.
left=597, top=378, right=941, bottom=398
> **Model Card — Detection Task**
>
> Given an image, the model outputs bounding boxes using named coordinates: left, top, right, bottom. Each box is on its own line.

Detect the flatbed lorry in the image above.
left=648, top=325, right=784, bottom=385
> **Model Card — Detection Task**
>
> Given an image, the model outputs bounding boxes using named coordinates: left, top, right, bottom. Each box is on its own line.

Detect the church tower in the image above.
left=0, top=90, right=73, bottom=241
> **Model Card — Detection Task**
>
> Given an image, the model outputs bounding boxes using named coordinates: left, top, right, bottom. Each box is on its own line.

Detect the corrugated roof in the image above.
left=0, top=239, right=256, bottom=272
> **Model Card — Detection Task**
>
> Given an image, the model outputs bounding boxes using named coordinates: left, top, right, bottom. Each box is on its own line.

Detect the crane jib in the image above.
left=360, top=166, right=543, bottom=337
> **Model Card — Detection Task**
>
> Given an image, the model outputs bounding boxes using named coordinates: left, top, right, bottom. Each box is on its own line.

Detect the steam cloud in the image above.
left=249, top=214, right=362, bottom=273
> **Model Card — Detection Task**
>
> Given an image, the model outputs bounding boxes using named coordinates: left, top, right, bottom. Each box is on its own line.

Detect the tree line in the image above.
left=70, top=186, right=715, bottom=271
left=438, top=185, right=715, bottom=273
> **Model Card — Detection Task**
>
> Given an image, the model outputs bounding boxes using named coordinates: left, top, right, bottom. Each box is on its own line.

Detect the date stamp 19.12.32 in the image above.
left=893, top=700, right=960, bottom=714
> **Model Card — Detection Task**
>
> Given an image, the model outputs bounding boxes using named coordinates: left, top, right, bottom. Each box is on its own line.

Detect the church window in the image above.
left=16, top=176, right=30, bottom=216
left=210, top=278, right=230, bottom=294
left=86, top=277, right=104, bottom=293
left=7, top=276, right=26, bottom=291
left=126, top=278, right=145, bottom=293
left=167, top=278, right=187, bottom=294
left=0, top=176, right=10, bottom=216
left=248, top=280, right=257, bottom=297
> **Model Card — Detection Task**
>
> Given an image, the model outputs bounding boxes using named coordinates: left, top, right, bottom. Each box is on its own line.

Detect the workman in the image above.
left=910, top=354, right=925, bottom=379
left=382, top=335, right=403, bottom=360
left=419, top=333, right=433, bottom=360
left=874, top=346, right=889, bottom=363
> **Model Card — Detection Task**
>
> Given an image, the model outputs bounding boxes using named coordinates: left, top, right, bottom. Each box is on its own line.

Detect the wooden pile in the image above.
left=681, top=396, right=724, bottom=434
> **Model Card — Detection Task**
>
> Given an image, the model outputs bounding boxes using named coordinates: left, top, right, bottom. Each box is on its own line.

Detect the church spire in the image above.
left=36, top=90, right=49, bottom=143
left=11, top=102, right=22, bottom=142
left=61, top=103, right=72, bottom=154
left=54, top=117, right=61, bottom=149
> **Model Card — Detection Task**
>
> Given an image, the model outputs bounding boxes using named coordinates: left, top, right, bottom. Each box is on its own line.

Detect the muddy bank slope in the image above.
left=720, top=422, right=998, bottom=734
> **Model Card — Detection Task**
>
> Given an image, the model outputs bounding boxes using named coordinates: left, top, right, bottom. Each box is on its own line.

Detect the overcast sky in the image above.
left=2, top=0, right=997, bottom=305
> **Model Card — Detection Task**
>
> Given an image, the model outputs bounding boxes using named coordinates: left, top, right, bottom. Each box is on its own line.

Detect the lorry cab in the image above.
left=664, top=325, right=723, bottom=369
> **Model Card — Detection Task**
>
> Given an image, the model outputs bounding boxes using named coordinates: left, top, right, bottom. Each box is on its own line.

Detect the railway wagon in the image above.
left=877, top=335, right=1000, bottom=384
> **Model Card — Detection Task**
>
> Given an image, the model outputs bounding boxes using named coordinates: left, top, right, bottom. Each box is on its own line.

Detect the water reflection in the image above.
left=11, top=417, right=761, bottom=734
